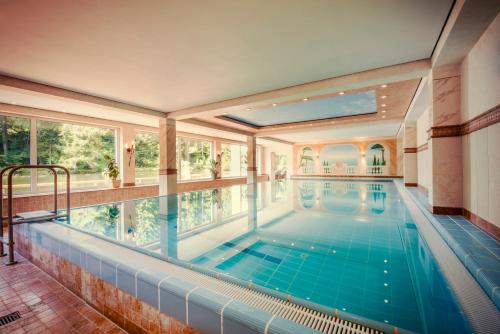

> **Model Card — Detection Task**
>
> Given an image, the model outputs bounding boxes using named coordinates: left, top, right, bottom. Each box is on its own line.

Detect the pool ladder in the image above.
left=0, top=165, right=70, bottom=265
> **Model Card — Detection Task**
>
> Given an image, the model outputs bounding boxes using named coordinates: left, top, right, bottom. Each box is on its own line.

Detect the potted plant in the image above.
left=104, top=154, right=120, bottom=188
left=209, top=153, right=223, bottom=180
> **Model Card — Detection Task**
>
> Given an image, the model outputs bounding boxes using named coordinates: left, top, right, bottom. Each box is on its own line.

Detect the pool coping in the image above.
left=394, top=180, right=500, bottom=334
left=13, top=221, right=392, bottom=334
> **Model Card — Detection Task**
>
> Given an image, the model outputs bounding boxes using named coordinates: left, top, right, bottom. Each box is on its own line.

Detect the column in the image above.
left=403, top=123, right=418, bottom=186
left=428, top=67, right=463, bottom=212
left=121, top=125, right=136, bottom=187
left=247, top=135, right=257, bottom=184
left=159, top=118, right=177, bottom=195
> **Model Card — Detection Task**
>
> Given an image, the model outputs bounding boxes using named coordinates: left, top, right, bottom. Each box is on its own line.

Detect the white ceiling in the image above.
left=0, top=0, right=453, bottom=112
left=269, top=120, right=401, bottom=143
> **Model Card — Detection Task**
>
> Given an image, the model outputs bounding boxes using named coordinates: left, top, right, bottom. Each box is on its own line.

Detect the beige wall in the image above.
left=461, top=15, right=500, bottom=228
left=416, top=109, right=431, bottom=190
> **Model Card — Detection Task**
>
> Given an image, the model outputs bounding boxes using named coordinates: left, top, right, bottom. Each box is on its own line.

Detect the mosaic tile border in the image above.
left=11, top=223, right=332, bottom=334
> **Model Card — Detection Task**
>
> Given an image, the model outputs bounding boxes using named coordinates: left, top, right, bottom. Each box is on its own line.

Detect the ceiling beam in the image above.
left=168, top=59, right=431, bottom=120
left=180, top=118, right=254, bottom=136
left=0, top=74, right=166, bottom=118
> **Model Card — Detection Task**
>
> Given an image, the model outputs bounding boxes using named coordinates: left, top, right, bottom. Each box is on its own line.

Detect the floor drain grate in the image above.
left=0, top=311, right=21, bottom=327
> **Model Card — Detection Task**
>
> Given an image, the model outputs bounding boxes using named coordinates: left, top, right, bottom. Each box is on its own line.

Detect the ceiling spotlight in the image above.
left=381, top=84, right=388, bottom=88
left=245, top=107, right=252, bottom=111
left=11, top=102, right=17, bottom=105
left=272, top=103, right=277, bottom=107
left=381, top=95, right=387, bottom=99
left=339, top=91, right=345, bottom=95
left=381, top=104, right=387, bottom=107
left=303, top=98, right=309, bottom=101
left=382, top=115, right=386, bottom=119
left=381, top=110, right=386, bottom=113
left=223, top=112, right=228, bottom=115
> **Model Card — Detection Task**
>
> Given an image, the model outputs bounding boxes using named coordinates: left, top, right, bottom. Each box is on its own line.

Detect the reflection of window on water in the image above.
left=178, top=190, right=214, bottom=233
left=299, top=182, right=315, bottom=208
left=368, top=183, right=384, bottom=191
left=221, top=185, right=248, bottom=218
left=134, top=199, right=161, bottom=245
left=273, top=181, right=288, bottom=201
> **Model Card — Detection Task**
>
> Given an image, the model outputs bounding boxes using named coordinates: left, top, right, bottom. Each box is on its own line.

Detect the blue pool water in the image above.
left=60, top=180, right=472, bottom=333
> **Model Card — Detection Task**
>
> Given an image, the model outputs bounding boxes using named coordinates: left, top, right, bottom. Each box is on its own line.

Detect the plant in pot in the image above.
left=209, top=152, right=223, bottom=180
left=104, top=154, right=120, bottom=188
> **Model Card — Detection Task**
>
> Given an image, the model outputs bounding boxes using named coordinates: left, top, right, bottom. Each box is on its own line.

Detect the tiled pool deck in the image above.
left=407, top=187, right=500, bottom=309
left=0, top=252, right=125, bottom=334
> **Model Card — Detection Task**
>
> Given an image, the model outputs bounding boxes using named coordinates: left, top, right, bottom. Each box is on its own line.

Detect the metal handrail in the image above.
left=0, top=165, right=70, bottom=265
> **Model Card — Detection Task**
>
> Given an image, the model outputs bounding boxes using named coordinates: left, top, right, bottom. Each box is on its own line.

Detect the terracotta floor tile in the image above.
left=0, top=253, right=126, bottom=334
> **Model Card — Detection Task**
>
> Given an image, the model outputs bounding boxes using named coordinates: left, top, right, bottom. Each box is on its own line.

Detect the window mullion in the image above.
left=30, top=117, right=37, bottom=193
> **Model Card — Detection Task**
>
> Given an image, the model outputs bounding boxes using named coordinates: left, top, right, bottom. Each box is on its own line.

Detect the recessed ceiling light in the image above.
left=381, top=95, right=387, bottom=99
left=11, top=102, right=17, bottom=105
left=381, top=84, right=388, bottom=88
left=272, top=103, right=277, bottom=107
left=223, top=112, right=228, bottom=115
left=303, top=98, right=309, bottom=101
left=339, top=91, right=345, bottom=95
left=246, top=107, right=252, bottom=111
left=331, top=121, right=335, bottom=124
left=381, top=104, right=387, bottom=107
left=382, top=115, right=386, bottom=119
left=381, top=110, right=386, bottom=113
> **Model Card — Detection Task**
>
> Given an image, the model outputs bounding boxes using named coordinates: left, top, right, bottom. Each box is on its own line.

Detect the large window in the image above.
left=36, top=120, right=116, bottom=192
left=0, top=115, right=31, bottom=194
left=135, top=132, right=159, bottom=185
left=221, top=143, right=248, bottom=178
left=177, top=137, right=212, bottom=181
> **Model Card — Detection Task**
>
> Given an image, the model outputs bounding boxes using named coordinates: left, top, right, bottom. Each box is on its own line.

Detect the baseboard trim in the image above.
left=463, top=208, right=500, bottom=239
left=432, top=206, right=463, bottom=215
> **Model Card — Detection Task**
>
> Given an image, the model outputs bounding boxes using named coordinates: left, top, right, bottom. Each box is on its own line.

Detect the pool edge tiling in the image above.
left=12, top=221, right=385, bottom=334
left=395, top=181, right=500, bottom=334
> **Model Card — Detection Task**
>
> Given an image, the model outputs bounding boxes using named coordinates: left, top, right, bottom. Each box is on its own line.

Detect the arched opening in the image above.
left=298, top=147, right=315, bottom=174
left=366, top=143, right=389, bottom=175
left=319, top=144, right=359, bottom=175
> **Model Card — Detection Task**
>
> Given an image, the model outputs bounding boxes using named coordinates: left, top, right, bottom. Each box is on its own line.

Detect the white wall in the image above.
left=461, top=14, right=500, bottom=123
left=461, top=15, right=500, bottom=227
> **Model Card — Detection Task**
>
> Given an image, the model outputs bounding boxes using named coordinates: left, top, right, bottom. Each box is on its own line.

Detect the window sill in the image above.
left=6, top=184, right=158, bottom=199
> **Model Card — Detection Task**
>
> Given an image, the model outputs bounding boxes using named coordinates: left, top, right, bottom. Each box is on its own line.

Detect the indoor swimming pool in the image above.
left=57, top=180, right=472, bottom=333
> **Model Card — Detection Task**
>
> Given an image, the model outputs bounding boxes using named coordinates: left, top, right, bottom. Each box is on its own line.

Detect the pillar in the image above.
left=428, top=67, right=463, bottom=213
left=121, top=125, right=136, bottom=187
left=159, top=118, right=177, bottom=195
left=247, top=135, right=257, bottom=184
left=403, top=123, right=418, bottom=186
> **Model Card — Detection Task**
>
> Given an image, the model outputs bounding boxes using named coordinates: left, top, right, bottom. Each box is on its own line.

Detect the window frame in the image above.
left=0, top=111, right=121, bottom=194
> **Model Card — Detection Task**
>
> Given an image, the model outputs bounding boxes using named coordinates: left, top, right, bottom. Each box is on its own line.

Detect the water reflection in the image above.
left=63, top=180, right=471, bottom=333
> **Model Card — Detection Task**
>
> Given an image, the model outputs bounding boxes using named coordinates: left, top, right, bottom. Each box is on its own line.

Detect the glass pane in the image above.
left=240, top=146, right=248, bottom=176
left=178, top=137, right=212, bottom=181
left=36, top=120, right=116, bottom=192
left=135, top=132, right=159, bottom=185
left=0, top=115, right=31, bottom=194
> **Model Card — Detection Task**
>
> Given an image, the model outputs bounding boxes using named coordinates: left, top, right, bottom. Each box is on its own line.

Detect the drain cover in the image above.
left=0, top=311, right=21, bottom=327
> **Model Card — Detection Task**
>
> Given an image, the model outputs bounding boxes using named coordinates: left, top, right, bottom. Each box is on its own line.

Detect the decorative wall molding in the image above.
left=404, top=182, right=418, bottom=187
left=417, top=143, right=428, bottom=152
left=159, top=168, right=177, bottom=175
left=404, top=147, right=417, bottom=153
left=429, top=103, right=500, bottom=139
